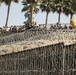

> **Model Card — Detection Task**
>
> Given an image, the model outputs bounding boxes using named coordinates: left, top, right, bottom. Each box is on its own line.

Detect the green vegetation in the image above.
left=22, top=0, right=41, bottom=28
left=0, top=0, right=76, bottom=29
left=40, top=0, right=54, bottom=29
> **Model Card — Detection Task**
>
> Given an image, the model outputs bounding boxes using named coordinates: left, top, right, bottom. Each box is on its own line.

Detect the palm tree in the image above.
left=40, top=0, right=54, bottom=29
left=22, top=0, right=42, bottom=27
left=53, top=0, right=66, bottom=24
left=3, top=0, right=19, bottom=26
left=63, top=0, right=76, bottom=23
left=69, top=1, right=76, bottom=22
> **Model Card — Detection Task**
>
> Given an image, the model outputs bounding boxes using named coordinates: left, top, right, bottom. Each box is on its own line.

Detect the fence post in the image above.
left=63, top=46, right=65, bottom=75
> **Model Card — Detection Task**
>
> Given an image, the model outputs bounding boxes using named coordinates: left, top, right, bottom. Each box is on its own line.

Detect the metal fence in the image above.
left=0, top=43, right=76, bottom=75
left=64, top=44, right=76, bottom=75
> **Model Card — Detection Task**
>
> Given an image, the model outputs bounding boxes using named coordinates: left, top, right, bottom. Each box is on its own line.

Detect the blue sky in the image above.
left=0, top=0, right=76, bottom=27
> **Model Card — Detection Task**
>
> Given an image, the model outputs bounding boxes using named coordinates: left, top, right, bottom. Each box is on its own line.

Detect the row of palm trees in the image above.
left=0, top=0, right=76, bottom=29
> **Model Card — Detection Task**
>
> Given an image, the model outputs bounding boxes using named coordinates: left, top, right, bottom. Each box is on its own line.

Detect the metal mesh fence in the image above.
left=64, top=44, right=76, bottom=75
left=0, top=43, right=76, bottom=75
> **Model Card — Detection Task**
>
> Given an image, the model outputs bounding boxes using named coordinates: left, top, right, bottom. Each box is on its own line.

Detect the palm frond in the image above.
left=22, top=1, right=27, bottom=5
left=22, top=6, right=30, bottom=12
left=33, top=7, right=39, bottom=14
left=2, top=0, right=8, bottom=5
left=40, top=0, right=53, bottom=13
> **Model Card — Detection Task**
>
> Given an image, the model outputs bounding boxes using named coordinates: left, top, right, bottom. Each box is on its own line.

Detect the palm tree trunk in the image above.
left=58, top=12, right=61, bottom=24
left=31, top=5, right=33, bottom=26
left=45, top=12, right=49, bottom=30
left=70, top=14, right=73, bottom=24
left=5, top=0, right=11, bottom=26
left=0, top=0, right=2, bottom=6
left=30, top=1, right=34, bottom=27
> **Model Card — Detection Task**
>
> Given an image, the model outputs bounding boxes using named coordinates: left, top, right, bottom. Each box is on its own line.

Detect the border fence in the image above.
left=0, top=42, right=76, bottom=75
left=0, top=30, right=76, bottom=45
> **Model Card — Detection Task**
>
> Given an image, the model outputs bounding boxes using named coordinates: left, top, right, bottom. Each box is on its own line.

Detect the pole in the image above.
left=63, top=47, right=65, bottom=75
